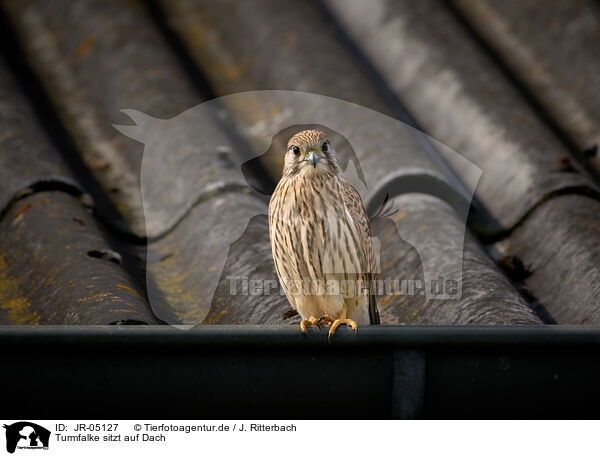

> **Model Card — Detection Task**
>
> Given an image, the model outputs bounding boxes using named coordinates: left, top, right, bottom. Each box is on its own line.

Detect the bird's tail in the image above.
left=368, top=278, right=381, bottom=325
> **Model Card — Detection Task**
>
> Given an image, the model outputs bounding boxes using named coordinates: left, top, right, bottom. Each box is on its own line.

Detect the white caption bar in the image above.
left=1, top=420, right=597, bottom=455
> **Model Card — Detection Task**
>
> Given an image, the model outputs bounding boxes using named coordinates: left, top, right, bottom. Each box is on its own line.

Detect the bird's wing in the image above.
left=339, top=178, right=380, bottom=325
left=268, top=179, right=298, bottom=311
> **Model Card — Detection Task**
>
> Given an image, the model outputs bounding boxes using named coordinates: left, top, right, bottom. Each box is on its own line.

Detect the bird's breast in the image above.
left=269, top=177, right=363, bottom=282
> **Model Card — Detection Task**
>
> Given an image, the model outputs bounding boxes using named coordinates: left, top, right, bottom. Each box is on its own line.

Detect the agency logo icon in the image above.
left=3, top=422, right=50, bottom=454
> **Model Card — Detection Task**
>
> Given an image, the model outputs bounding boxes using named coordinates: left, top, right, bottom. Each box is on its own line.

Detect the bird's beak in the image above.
left=305, top=152, right=321, bottom=168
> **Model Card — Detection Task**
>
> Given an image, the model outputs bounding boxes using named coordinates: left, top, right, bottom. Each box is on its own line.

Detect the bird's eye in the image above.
left=292, top=146, right=300, bottom=155
left=321, top=143, right=329, bottom=152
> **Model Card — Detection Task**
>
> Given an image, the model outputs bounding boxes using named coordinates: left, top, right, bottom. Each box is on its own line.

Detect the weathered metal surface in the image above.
left=166, top=192, right=539, bottom=325
left=324, top=0, right=600, bottom=234
left=204, top=212, right=299, bottom=326
left=497, top=195, right=600, bottom=324
left=113, top=107, right=260, bottom=240
left=0, top=191, right=158, bottom=325
left=0, top=55, right=81, bottom=215
left=142, top=192, right=284, bottom=326
left=2, top=0, right=241, bottom=239
left=158, top=0, right=479, bottom=212
left=453, top=0, right=600, bottom=177
left=372, top=193, right=540, bottom=325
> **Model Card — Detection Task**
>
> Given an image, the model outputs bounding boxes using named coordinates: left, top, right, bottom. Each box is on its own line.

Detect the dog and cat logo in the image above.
left=3, top=422, right=50, bottom=453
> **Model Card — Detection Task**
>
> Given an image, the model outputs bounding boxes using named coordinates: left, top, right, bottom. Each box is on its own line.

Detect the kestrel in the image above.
left=268, top=130, right=380, bottom=340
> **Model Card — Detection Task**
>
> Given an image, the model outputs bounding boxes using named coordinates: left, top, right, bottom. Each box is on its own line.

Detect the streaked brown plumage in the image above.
left=268, top=130, right=379, bottom=339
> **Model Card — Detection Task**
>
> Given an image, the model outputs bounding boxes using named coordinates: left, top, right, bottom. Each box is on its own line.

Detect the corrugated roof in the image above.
left=0, top=56, right=81, bottom=215
left=324, top=0, right=600, bottom=233
left=0, top=0, right=598, bottom=326
left=3, top=0, right=205, bottom=238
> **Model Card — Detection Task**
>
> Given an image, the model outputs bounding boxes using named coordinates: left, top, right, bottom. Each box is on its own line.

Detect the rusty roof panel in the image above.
left=324, top=0, right=600, bottom=234
left=0, top=191, right=158, bottom=325
left=2, top=0, right=208, bottom=238
left=497, top=195, right=600, bottom=324
left=453, top=0, right=600, bottom=177
left=0, top=56, right=81, bottom=215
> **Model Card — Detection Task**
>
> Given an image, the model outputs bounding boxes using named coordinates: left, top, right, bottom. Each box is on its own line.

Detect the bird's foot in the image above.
left=300, top=315, right=320, bottom=333
left=328, top=318, right=358, bottom=342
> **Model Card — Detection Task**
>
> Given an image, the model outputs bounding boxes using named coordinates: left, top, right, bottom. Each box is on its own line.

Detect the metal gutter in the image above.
left=3, top=325, right=600, bottom=347
left=1, top=325, right=600, bottom=419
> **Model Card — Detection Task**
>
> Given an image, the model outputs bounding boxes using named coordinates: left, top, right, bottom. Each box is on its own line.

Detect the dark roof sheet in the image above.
left=498, top=195, right=600, bottom=324
left=324, top=0, right=600, bottom=234
left=453, top=0, right=600, bottom=177
left=0, top=56, right=81, bottom=215
left=158, top=0, right=475, bottom=211
left=0, top=191, right=158, bottom=324
left=145, top=192, right=272, bottom=325
left=3, top=0, right=204, bottom=238
left=374, top=193, right=539, bottom=324
left=0, top=48, right=155, bottom=324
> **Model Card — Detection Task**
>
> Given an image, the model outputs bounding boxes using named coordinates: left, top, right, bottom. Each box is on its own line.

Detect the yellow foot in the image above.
left=328, top=318, right=358, bottom=342
left=300, top=315, right=320, bottom=333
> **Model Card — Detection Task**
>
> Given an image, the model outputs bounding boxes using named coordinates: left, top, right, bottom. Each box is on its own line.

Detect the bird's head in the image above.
left=283, top=129, right=340, bottom=178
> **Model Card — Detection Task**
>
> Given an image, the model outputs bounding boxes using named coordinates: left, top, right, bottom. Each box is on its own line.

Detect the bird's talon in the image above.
left=300, top=316, right=320, bottom=333
left=327, top=318, right=359, bottom=342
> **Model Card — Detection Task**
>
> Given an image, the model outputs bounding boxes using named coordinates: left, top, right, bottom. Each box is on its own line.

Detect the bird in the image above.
left=268, top=130, right=380, bottom=341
